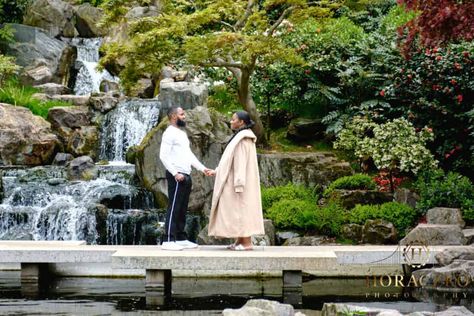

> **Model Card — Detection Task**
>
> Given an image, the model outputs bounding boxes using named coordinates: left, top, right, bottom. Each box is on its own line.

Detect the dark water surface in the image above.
left=0, top=271, right=472, bottom=315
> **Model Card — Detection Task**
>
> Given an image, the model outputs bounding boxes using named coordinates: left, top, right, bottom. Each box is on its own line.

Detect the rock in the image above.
left=258, top=152, right=352, bottom=188
left=33, top=83, right=71, bottom=95
left=2, top=24, right=75, bottom=86
left=125, top=5, right=161, bottom=20
left=327, top=189, right=393, bottom=210
left=283, top=236, right=335, bottom=246
left=394, top=188, right=419, bottom=209
left=321, top=303, right=403, bottom=316
left=52, top=152, right=74, bottom=165
left=287, top=118, right=325, bottom=141
left=89, top=94, right=119, bottom=113
left=67, top=155, right=98, bottom=181
left=413, top=260, right=474, bottom=290
left=197, top=224, right=232, bottom=246
left=99, top=80, right=120, bottom=94
left=223, top=299, right=295, bottom=316
left=435, top=246, right=474, bottom=266
left=135, top=106, right=231, bottom=213
left=426, top=207, right=465, bottom=228
left=361, top=219, right=397, bottom=244
left=125, top=145, right=139, bottom=164
left=341, top=223, right=363, bottom=243
left=24, top=66, right=53, bottom=85
left=434, top=306, right=474, bottom=316
left=130, top=78, right=155, bottom=98
left=0, top=170, right=3, bottom=202
left=158, top=81, right=208, bottom=112
left=67, top=126, right=99, bottom=159
left=0, top=103, right=60, bottom=165
left=463, top=228, right=474, bottom=244
left=50, top=95, right=90, bottom=106
left=47, top=106, right=91, bottom=130
left=74, top=3, right=106, bottom=37
left=23, top=0, right=76, bottom=38
left=275, top=231, right=300, bottom=245
left=401, top=224, right=467, bottom=246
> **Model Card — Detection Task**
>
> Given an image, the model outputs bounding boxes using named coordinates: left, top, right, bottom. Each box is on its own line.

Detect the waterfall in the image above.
left=99, top=99, right=161, bottom=162
left=71, top=38, right=118, bottom=95
left=0, top=166, right=156, bottom=244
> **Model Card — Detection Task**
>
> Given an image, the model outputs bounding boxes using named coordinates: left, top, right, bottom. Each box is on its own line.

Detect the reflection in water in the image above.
left=0, top=272, right=470, bottom=314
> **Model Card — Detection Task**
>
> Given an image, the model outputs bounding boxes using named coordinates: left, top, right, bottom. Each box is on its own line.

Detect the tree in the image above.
left=397, top=0, right=474, bottom=53
left=100, top=0, right=341, bottom=143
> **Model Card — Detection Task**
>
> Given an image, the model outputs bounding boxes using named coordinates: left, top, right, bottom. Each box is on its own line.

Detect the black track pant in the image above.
left=163, top=171, right=192, bottom=242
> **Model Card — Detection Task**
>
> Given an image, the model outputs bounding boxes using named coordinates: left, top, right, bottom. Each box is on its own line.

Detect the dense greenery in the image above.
left=323, top=174, right=376, bottom=197
left=349, top=202, right=416, bottom=236
left=0, top=0, right=30, bottom=24
left=414, top=169, right=474, bottom=221
left=0, top=79, right=71, bottom=117
left=261, top=183, right=317, bottom=211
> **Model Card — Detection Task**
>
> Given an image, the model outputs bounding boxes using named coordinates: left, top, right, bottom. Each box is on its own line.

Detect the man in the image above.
left=159, top=106, right=210, bottom=250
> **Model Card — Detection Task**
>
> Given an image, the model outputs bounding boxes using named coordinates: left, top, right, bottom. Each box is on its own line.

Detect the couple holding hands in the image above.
left=159, top=107, right=264, bottom=251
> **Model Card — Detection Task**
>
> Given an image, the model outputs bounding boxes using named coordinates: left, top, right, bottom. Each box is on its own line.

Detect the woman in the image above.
left=207, top=111, right=265, bottom=250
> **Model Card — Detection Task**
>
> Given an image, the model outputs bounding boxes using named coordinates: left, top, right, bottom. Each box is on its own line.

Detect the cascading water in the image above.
left=99, top=99, right=161, bottom=162
left=0, top=166, right=158, bottom=244
left=71, top=38, right=118, bottom=95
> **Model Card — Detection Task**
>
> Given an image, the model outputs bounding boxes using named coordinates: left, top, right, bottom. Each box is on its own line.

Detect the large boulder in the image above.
left=89, top=94, right=120, bottom=113
left=258, top=152, right=352, bottom=188
left=158, top=81, right=208, bottom=113
left=0, top=103, right=60, bottom=165
left=49, top=95, right=90, bottom=106
left=426, top=207, right=465, bottom=228
left=341, top=223, right=363, bottom=243
left=394, top=188, right=419, bottom=209
left=23, top=0, right=77, bottom=37
left=286, top=118, right=325, bottom=142
left=74, top=3, right=107, bottom=37
left=66, top=126, right=99, bottom=159
left=413, top=260, right=474, bottom=290
left=435, top=246, right=474, bottom=266
left=401, top=224, right=467, bottom=246
left=67, top=155, right=98, bottom=180
left=135, top=106, right=231, bottom=212
left=321, top=303, right=473, bottom=316
left=47, top=106, right=91, bottom=142
left=327, top=189, right=393, bottom=209
left=1, top=24, right=75, bottom=86
left=33, top=83, right=71, bottom=95
left=283, top=236, right=335, bottom=246
left=361, top=219, right=397, bottom=244
left=223, top=299, right=295, bottom=316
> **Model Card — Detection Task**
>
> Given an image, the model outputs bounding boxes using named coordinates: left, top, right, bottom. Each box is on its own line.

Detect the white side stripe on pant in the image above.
left=167, top=180, right=180, bottom=242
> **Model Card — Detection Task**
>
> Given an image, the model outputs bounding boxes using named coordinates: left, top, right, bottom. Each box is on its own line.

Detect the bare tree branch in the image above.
left=200, top=60, right=244, bottom=69
left=267, top=6, right=294, bottom=36
left=234, top=0, right=255, bottom=30
left=219, top=21, right=235, bottom=31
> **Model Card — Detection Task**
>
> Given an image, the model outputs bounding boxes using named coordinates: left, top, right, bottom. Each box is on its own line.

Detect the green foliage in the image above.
left=0, top=79, right=71, bottom=117
left=80, top=0, right=104, bottom=6
left=0, top=0, right=30, bottom=23
left=415, top=169, right=474, bottom=221
left=334, top=116, right=437, bottom=175
left=0, top=54, right=19, bottom=84
left=207, top=84, right=241, bottom=115
left=349, top=202, right=416, bottom=236
left=323, top=174, right=376, bottom=197
left=266, top=199, right=317, bottom=229
left=261, top=183, right=316, bottom=211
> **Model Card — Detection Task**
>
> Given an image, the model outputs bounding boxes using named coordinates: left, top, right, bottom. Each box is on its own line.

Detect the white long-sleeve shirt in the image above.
left=159, top=125, right=206, bottom=176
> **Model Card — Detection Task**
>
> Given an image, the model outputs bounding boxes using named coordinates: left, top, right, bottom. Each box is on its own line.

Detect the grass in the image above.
left=260, top=128, right=333, bottom=153
left=0, top=78, right=71, bottom=117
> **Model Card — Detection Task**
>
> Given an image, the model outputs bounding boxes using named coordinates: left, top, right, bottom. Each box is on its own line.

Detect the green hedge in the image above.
left=323, top=174, right=376, bottom=197
left=261, top=183, right=316, bottom=211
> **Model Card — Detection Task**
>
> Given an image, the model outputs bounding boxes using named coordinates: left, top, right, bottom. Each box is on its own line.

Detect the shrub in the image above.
left=266, top=199, right=316, bottom=230
left=0, top=0, right=30, bottom=23
left=323, top=174, right=376, bottom=197
left=0, top=78, right=71, bottom=117
left=349, top=202, right=416, bottom=237
left=415, top=169, right=474, bottom=221
left=261, top=183, right=316, bottom=211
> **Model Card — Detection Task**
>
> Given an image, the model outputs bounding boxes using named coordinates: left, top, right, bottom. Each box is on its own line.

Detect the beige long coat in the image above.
left=208, top=129, right=265, bottom=238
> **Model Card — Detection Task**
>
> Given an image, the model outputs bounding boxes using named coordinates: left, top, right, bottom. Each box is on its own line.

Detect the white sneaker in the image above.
left=161, top=241, right=184, bottom=251
left=175, top=240, right=199, bottom=249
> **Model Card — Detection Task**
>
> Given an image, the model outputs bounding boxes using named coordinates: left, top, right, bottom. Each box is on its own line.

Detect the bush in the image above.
left=207, top=84, right=241, bottom=115
left=261, top=183, right=316, bottom=211
left=349, top=202, right=416, bottom=237
left=266, top=199, right=316, bottom=230
left=415, top=169, right=474, bottom=221
left=323, top=174, right=376, bottom=197
left=0, top=0, right=30, bottom=23
left=0, top=78, right=71, bottom=117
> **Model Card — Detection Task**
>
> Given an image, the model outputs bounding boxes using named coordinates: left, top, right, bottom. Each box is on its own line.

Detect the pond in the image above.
left=1, top=271, right=471, bottom=315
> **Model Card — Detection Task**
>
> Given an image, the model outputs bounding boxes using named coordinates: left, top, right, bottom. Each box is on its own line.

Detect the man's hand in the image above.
left=204, top=169, right=216, bottom=176
left=174, top=173, right=185, bottom=182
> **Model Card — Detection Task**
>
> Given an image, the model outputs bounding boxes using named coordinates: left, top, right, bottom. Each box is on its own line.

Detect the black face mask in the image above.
left=177, top=118, right=186, bottom=127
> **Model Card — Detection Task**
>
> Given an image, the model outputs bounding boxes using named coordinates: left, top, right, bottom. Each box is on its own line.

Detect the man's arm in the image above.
left=190, top=150, right=207, bottom=173
left=159, top=131, right=178, bottom=176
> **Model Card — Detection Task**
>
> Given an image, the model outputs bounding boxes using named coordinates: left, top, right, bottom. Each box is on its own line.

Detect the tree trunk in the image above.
left=237, top=68, right=267, bottom=145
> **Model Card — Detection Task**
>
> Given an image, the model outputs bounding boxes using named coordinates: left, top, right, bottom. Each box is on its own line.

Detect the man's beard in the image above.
left=177, top=118, right=186, bottom=127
